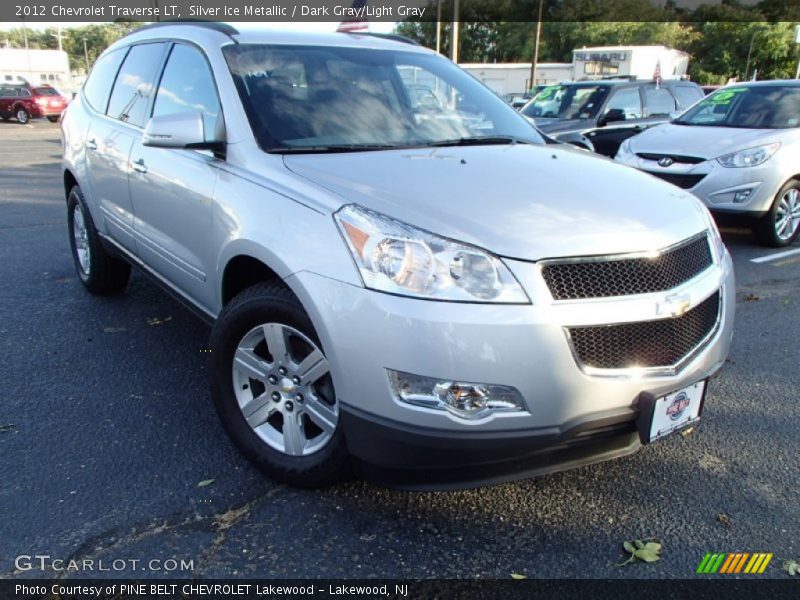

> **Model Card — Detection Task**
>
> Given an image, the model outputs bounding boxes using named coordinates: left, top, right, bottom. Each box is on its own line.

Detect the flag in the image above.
left=337, top=0, right=370, bottom=33
left=653, top=59, right=662, bottom=87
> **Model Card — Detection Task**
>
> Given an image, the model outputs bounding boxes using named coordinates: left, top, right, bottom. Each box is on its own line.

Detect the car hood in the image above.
left=283, top=144, right=708, bottom=261
left=627, top=123, right=781, bottom=159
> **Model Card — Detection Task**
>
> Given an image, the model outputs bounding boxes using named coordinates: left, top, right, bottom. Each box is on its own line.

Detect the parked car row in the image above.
left=0, top=84, right=68, bottom=124
left=518, top=79, right=799, bottom=247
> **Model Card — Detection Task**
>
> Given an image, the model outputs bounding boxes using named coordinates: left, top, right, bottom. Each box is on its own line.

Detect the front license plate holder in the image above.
left=636, top=379, right=708, bottom=445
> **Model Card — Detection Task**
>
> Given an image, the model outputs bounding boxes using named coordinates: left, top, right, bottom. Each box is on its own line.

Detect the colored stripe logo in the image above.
left=697, top=552, right=773, bottom=574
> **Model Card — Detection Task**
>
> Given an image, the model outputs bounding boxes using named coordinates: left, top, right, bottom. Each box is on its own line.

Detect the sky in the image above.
left=0, top=21, right=397, bottom=33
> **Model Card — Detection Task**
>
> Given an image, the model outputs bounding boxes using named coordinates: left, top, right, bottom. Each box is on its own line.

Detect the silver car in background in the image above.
left=616, top=81, right=800, bottom=247
left=61, top=23, right=734, bottom=489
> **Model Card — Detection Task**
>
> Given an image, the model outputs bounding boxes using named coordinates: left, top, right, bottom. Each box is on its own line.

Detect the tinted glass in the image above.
left=224, top=44, right=544, bottom=151
left=34, top=87, right=60, bottom=96
left=605, top=87, right=642, bottom=120
left=643, top=86, right=676, bottom=116
left=521, top=84, right=609, bottom=119
left=152, top=44, right=222, bottom=141
left=83, top=48, right=127, bottom=113
left=677, top=86, right=800, bottom=129
left=672, top=85, right=703, bottom=109
left=107, top=43, right=166, bottom=127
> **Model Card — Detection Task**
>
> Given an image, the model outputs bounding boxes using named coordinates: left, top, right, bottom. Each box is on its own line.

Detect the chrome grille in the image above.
left=542, top=234, right=712, bottom=300
left=568, top=291, right=720, bottom=370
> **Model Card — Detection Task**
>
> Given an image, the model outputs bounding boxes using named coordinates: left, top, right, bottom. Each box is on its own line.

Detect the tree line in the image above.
left=396, top=0, right=800, bottom=84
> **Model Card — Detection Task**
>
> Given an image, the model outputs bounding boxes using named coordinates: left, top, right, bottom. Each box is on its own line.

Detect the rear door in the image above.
left=128, top=42, right=223, bottom=310
left=589, top=86, right=644, bottom=157
left=83, top=43, right=167, bottom=253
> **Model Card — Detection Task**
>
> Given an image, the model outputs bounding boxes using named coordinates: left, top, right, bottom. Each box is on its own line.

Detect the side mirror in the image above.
left=143, top=111, right=220, bottom=149
left=599, top=108, right=625, bottom=126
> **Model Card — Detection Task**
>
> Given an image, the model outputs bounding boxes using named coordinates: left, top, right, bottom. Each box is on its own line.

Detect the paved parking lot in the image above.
left=1, top=121, right=798, bottom=580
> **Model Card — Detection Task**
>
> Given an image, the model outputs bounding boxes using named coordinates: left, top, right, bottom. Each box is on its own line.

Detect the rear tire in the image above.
left=15, top=108, right=29, bottom=124
left=67, top=185, right=131, bottom=295
left=752, top=181, right=800, bottom=247
left=209, top=282, right=349, bottom=488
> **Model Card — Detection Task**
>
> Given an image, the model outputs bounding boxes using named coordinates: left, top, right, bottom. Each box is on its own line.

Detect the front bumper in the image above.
left=616, top=154, right=784, bottom=215
left=286, top=247, right=734, bottom=489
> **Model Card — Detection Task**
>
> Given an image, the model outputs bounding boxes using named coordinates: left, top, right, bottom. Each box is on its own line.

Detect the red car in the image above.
left=0, top=84, right=68, bottom=124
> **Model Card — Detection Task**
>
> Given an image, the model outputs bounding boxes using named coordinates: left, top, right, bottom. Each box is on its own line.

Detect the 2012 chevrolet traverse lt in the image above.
left=61, top=23, right=734, bottom=489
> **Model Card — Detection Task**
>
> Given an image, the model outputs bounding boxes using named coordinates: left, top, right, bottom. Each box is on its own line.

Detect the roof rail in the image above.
left=349, top=32, right=420, bottom=46
left=123, top=20, right=239, bottom=40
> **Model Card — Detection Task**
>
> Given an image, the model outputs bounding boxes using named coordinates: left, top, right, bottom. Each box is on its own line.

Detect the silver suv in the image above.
left=62, top=23, right=735, bottom=489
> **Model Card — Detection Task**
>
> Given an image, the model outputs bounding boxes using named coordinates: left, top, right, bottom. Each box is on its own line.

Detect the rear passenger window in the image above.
left=83, top=48, right=127, bottom=113
left=152, top=44, right=222, bottom=141
left=107, top=43, right=166, bottom=128
left=672, top=85, right=704, bottom=109
left=605, top=88, right=642, bottom=120
left=643, top=86, right=676, bottom=116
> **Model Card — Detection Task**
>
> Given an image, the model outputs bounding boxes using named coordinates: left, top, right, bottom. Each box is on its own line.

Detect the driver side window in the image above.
left=605, top=88, right=642, bottom=120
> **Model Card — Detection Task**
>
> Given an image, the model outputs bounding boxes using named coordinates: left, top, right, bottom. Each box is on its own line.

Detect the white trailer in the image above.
left=459, top=63, right=572, bottom=95
left=0, top=48, right=72, bottom=91
left=572, top=46, right=689, bottom=81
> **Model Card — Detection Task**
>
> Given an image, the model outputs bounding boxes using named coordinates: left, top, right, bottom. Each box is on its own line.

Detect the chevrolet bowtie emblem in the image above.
left=658, top=293, right=692, bottom=317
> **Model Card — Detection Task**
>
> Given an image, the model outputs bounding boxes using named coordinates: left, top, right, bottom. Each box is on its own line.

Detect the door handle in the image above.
left=132, top=158, right=147, bottom=174
left=86, top=138, right=97, bottom=151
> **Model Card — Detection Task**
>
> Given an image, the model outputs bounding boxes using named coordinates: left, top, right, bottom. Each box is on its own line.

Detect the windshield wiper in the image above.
left=424, top=136, right=531, bottom=148
left=270, top=144, right=401, bottom=154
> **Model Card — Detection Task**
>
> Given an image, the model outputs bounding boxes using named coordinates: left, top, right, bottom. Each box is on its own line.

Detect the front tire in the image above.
left=209, top=282, right=349, bottom=488
left=752, top=181, right=800, bottom=247
left=16, top=108, right=30, bottom=124
left=47, top=116, right=60, bottom=123
left=67, top=186, right=131, bottom=294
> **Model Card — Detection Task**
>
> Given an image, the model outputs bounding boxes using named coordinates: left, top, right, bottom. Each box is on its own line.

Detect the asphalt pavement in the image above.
left=1, top=121, right=798, bottom=580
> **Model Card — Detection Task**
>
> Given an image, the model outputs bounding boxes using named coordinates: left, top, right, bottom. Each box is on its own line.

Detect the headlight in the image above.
left=335, top=204, right=529, bottom=303
left=615, top=138, right=633, bottom=161
left=717, top=143, right=779, bottom=168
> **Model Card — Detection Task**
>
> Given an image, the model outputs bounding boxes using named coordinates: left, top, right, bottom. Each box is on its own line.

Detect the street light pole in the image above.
left=83, top=38, right=90, bottom=72
left=451, top=0, right=460, bottom=64
left=435, top=0, right=442, bottom=55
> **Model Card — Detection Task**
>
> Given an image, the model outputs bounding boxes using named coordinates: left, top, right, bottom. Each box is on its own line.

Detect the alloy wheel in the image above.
left=774, top=188, right=800, bottom=242
left=72, top=203, right=91, bottom=275
left=232, top=323, right=337, bottom=457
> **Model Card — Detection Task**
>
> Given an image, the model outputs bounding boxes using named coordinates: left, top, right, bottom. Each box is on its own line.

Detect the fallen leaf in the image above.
left=197, top=479, right=215, bottom=488
left=617, top=538, right=661, bottom=567
left=510, top=573, right=527, bottom=579
left=716, top=513, right=733, bottom=529
left=0, top=424, right=16, bottom=433
left=103, top=326, right=127, bottom=333
left=680, top=426, right=695, bottom=438
left=783, top=560, right=799, bottom=576
left=147, top=316, right=172, bottom=326
left=743, top=293, right=760, bottom=302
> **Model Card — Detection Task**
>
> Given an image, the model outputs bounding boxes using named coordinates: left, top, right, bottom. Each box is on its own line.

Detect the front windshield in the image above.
left=223, top=44, right=544, bottom=152
left=520, top=84, right=609, bottom=119
left=675, top=85, right=800, bottom=129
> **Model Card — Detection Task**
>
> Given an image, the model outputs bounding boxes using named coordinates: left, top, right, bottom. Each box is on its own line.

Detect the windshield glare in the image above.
left=223, top=44, right=544, bottom=151
left=676, top=86, right=800, bottom=129
left=520, top=84, right=608, bottom=119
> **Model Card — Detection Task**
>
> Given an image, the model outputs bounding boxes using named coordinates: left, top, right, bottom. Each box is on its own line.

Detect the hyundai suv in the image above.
left=61, top=24, right=734, bottom=489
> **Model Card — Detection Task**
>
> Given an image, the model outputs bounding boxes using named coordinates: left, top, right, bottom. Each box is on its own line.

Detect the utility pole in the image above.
left=529, top=0, right=544, bottom=92
left=50, top=26, right=63, bottom=52
left=83, top=38, right=90, bottom=72
left=435, top=0, right=442, bottom=55
left=743, top=30, right=755, bottom=81
left=451, top=0, right=459, bottom=64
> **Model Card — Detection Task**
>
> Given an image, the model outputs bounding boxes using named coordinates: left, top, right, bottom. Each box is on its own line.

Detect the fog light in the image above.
left=388, top=370, right=525, bottom=420
left=733, top=190, right=752, bottom=203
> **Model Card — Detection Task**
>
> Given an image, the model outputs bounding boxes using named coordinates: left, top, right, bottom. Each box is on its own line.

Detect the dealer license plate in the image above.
left=649, top=380, right=706, bottom=443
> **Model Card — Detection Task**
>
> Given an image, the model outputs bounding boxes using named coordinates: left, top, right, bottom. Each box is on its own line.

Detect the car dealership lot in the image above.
left=1, top=122, right=798, bottom=579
